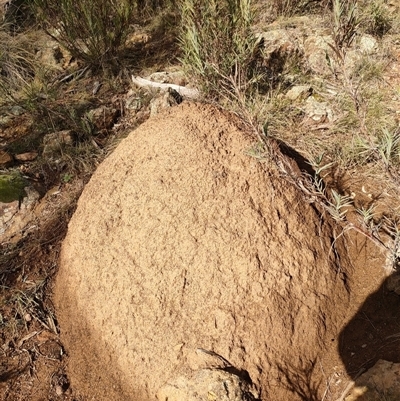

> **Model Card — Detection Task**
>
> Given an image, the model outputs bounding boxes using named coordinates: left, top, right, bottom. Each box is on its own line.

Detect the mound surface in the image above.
left=54, top=103, right=351, bottom=400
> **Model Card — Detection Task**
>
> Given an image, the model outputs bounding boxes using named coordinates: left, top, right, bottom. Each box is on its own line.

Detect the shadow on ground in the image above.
left=276, top=271, right=400, bottom=401
left=339, top=272, right=400, bottom=377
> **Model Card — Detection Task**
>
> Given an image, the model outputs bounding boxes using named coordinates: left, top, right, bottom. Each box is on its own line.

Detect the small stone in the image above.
left=359, top=35, right=377, bottom=54
left=256, top=29, right=298, bottom=57
left=86, top=106, right=119, bottom=130
left=125, top=92, right=142, bottom=111
left=39, top=340, right=63, bottom=360
left=42, top=130, right=75, bottom=156
left=14, top=152, right=38, bottom=162
left=386, top=274, right=400, bottom=295
left=24, top=313, right=32, bottom=322
left=303, top=97, right=334, bottom=123
left=345, top=360, right=400, bottom=401
left=55, top=385, right=63, bottom=396
left=150, top=88, right=182, bottom=117
left=304, top=34, right=336, bottom=75
left=0, top=150, right=13, bottom=168
left=10, top=105, right=25, bottom=116
left=0, top=116, right=12, bottom=126
left=285, top=85, right=313, bottom=101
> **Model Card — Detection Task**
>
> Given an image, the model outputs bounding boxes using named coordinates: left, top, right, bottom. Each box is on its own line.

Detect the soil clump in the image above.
left=55, top=102, right=358, bottom=400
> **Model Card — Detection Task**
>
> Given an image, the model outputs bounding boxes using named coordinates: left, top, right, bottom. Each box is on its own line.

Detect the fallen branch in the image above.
left=131, top=75, right=200, bottom=100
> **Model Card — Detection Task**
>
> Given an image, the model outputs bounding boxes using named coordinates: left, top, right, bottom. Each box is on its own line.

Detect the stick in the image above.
left=131, top=75, right=200, bottom=100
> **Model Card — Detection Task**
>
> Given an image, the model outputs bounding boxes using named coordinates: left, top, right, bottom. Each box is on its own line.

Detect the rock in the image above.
left=285, top=85, right=312, bottom=101
left=14, top=152, right=38, bottom=162
left=38, top=340, right=62, bottom=360
left=92, top=81, right=101, bottom=95
left=55, top=385, right=63, bottom=396
left=256, top=29, right=299, bottom=58
left=345, top=360, right=400, bottom=401
left=304, top=35, right=335, bottom=75
left=0, top=150, right=13, bottom=168
left=86, top=106, right=119, bottom=130
left=126, top=31, right=151, bottom=46
left=10, top=105, right=25, bottom=116
left=0, top=178, right=40, bottom=240
left=132, top=76, right=199, bottom=100
left=148, top=70, right=186, bottom=86
left=386, top=273, right=400, bottom=295
left=54, top=103, right=352, bottom=401
left=20, top=185, right=40, bottom=208
left=42, top=130, right=75, bottom=156
left=157, top=369, right=259, bottom=401
left=256, top=29, right=303, bottom=77
left=36, top=42, right=66, bottom=70
left=125, top=89, right=143, bottom=111
left=0, top=115, right=12, bottom=127
left=0, top=200, right=19, bottom=238
left=359, top=35, right=378, bottom=55
left=303, top=96, right=334, bottom=123
left=150, top=88, right=182, bottom=117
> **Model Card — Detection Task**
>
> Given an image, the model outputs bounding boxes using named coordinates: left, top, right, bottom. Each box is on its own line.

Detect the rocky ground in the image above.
left=1, top=2, right=400, bottom=400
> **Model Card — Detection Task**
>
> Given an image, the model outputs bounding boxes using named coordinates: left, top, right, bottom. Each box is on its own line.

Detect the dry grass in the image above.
left=269, top=0, right=331, bottom=18
left=179, top=0, right=265, bottom=100
left=0, top=25, right=38, bottom=103
left=32, top=0, right=136, bottom=70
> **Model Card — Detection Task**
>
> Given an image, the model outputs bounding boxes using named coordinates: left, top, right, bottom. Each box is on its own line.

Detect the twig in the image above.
left=52, top=66, right=90, bottom=85
left=335, top=368, right=366, bottom=401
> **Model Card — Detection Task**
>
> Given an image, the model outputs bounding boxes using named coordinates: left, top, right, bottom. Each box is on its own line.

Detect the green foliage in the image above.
left=349, top=128, right=400, bottom=169
left=356, top=205, right=376, bottom=228
left=62, top=172, right=74, bottom=183
left=327, top=189, right=352, bottom=222
left=377, top=128, right=400, bottom=168
left=0, top=172, right=27, bottom=203
left=32, top=0, right=136, bottom=69
left=179, top=0, right=263, bottom=99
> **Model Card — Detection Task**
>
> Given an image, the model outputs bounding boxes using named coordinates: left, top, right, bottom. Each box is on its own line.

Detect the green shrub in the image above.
left=32, top=0, right=136, bottom=69
left=179, top=0, right=263, bottom=100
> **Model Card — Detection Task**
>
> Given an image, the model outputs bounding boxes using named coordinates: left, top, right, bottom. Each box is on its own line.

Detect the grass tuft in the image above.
left=179, top=0, right=265, bottom=101
left=361, top=0, right=392, bottom=38
left=269, top=0, right=330, bottom=18
left=32, top=0, right=136, bottom=70
left=0, top=27, right=37, bottom=103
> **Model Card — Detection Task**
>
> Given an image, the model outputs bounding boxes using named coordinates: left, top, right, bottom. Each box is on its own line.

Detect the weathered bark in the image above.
left=131, top=75, right=200, bottom=100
